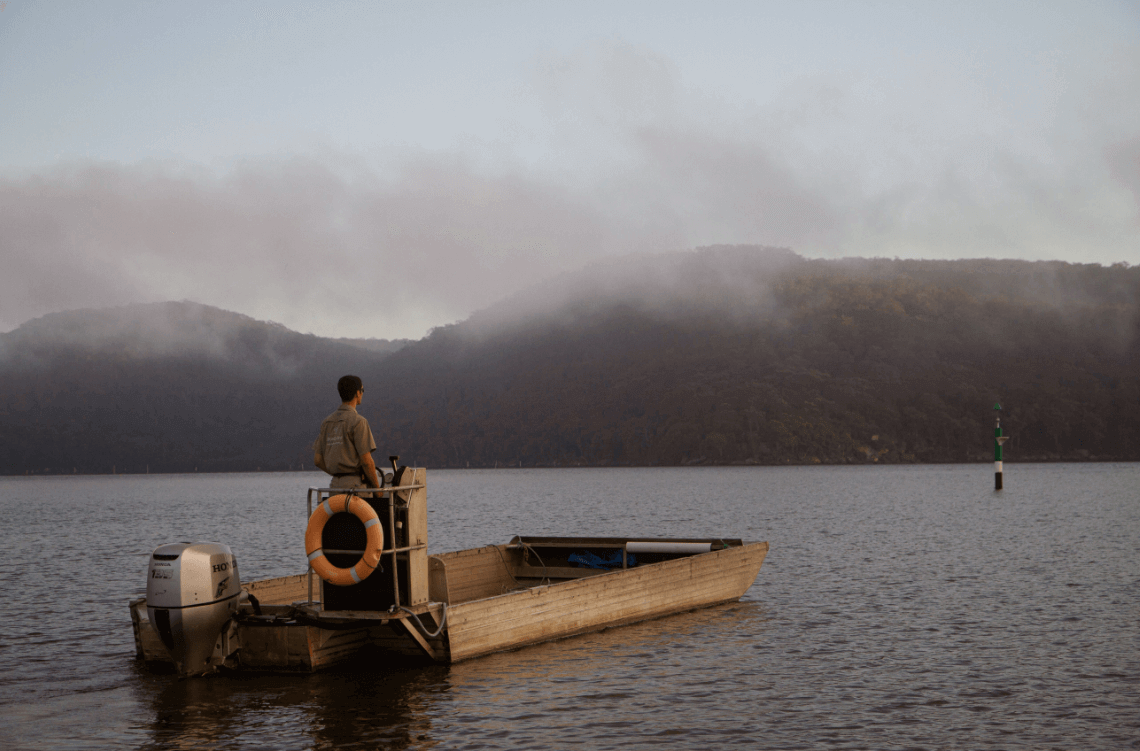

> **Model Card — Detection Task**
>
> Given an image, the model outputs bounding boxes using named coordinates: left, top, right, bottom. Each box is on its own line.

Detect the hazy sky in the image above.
left=2, top=1, right=1138, bottom=338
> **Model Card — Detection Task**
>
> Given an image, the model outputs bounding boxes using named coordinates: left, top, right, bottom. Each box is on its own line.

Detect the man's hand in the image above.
left=360, top=452, right=381, bottom=488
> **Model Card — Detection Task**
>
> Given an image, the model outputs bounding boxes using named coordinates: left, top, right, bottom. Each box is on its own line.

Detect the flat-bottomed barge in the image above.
left=131, top=469, right=769, bottom=674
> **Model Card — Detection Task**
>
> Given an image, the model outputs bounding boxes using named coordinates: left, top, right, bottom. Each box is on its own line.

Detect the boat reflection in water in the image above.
left=138, top=658, right=449, bottom=750
left=136, top=601, right=771, bottom=750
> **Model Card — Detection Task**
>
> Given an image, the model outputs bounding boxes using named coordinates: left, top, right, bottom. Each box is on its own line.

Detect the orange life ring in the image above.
left=305, top=494, right=384, bottom=586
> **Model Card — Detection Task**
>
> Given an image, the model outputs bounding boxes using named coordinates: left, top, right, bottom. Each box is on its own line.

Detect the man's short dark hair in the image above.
left=337, top=375, right=363, bottom=402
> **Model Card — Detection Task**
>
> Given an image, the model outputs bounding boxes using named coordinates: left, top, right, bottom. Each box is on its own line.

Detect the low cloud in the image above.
left=2, top=39, right=1137, bottom=338
left=0, top=158, right=671, bottom=338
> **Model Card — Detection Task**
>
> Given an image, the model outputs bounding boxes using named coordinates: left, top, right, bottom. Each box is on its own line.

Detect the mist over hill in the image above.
left=2, top=247, right=1138, bottom=475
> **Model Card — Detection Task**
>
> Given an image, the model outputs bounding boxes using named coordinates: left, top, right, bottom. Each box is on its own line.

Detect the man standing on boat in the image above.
left=313, top=375, right=382, bottom=491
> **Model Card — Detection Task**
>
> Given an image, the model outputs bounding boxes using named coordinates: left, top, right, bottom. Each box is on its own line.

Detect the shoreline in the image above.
left=4, top=457, right=1138, bottom=478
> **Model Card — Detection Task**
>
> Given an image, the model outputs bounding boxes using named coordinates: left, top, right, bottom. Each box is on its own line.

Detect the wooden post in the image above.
left=406, top=468, right=430, bottom=605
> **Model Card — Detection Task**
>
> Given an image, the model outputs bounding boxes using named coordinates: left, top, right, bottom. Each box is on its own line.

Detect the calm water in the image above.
left=0, top=464, right=1137, bottom=750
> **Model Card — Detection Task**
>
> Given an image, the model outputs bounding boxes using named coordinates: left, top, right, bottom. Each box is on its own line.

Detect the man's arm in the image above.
left=313, top=426, right=330, bottom=473
left=360, top=451, right=381, bottom=488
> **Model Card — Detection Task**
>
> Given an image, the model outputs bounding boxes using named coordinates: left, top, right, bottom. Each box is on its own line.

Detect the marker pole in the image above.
left=994, top=415, right=1003, bottom=490
left=993, top=403, right=1009, bottom=491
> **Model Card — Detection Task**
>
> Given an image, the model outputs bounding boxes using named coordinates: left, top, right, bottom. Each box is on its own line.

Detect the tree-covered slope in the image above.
left=372, top=248, right=1140, bottom=466
left=0, top=302, right=391, bottom=473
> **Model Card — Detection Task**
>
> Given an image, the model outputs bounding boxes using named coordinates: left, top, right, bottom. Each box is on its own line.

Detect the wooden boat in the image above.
left=130, top=469, right=768, bottom=673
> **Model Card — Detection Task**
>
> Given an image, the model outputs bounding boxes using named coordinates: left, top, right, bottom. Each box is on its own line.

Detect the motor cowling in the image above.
left=146, top=542, right=242, bottom=675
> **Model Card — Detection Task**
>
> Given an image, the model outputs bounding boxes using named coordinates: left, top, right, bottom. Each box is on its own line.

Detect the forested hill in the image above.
left=2, top=248, right=1138, bottom=474
left=373, top=247, right=1140, bottom=467
left=0, top=302, right=396, bottom=474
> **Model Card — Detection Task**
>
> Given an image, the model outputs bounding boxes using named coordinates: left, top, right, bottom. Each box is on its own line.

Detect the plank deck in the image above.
left=245, top=574, right=308, bottom=604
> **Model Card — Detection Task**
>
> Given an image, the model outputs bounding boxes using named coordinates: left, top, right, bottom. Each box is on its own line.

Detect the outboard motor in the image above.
left=146, top=542, right=241, bottom=675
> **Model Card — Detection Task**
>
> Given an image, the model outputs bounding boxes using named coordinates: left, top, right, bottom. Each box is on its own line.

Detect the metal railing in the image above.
left=305, top=482, right=426, bottom=608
